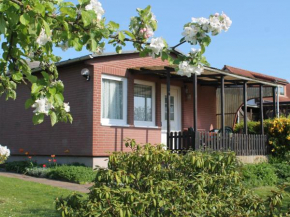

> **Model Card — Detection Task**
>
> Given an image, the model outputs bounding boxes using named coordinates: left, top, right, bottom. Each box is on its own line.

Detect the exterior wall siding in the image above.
left=0, top=63, right=94, bottom=157
left=89, top=53, right=217, bottom=156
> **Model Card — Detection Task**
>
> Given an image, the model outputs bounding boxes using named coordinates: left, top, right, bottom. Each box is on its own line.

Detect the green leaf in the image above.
left=42, top=19, right=51, bottom=36
left=12, top=72, right=23, bottom=81
left=60, top=7, right=77, bottom=18
left=31, top=83, right=43, bottom=94
left=78, top=0, right=90, bottom=5
left=124, top=30, right=135, bottom=39
left=81, top=10, right=95, bottom=27
left=0, top=14, right=6, bottom=34
left=116, top=45, right=122, bottom=54
left=118, top=32, right=125, bottom=42
left=33, top=113, right=45, bottom=125
left=20, top=13, right=30, bottom=26
left=54, top=94, right=64, bottom=105
left=50, top=112, right=57, bottom=126
left=26, top=75, right=38, bottom=83
left=25, top=98, right=34, bottom=109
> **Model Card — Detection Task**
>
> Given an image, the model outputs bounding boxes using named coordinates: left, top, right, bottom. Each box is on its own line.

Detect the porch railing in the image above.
left=167, top=131, right=268, bottom=156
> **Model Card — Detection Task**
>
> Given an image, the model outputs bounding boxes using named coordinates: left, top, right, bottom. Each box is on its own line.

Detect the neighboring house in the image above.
left=264, top=83, right=290, bottom=118
left=0, top=51, right=287, bottom=167
left=226, top=66, right=289, bottom=125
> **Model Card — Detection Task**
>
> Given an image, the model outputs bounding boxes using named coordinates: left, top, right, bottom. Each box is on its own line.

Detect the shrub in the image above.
left=5, top=161, right=37, bottom=173
left=48, top=165, right=96, bottom=184
left=56, top=139, right=287, bottom=216
left=234, top=121, right=261, bottom=134
left=242, top=163, right=278, bottom=187
left=25, top=167, right=51, bottom=178
left=271, top=163, right=290, bottom=182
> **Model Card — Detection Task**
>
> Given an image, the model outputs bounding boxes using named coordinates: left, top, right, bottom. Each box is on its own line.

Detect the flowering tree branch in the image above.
left=0, top=0, right=232, bottom=126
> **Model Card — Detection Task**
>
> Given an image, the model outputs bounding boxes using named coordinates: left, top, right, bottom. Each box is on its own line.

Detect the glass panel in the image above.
left=165, top=96, right=174, bottom=121
left=134, top=84, right=152, bottom=121
left=280, top=86, right=285, bottom=95
left=102, top=79, right=123, bottom=119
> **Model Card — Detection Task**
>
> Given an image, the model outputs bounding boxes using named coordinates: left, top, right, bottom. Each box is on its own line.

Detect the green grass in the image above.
left=0, top=176, right=85, bottom=217
left=252, top=183, right=290, bottom=212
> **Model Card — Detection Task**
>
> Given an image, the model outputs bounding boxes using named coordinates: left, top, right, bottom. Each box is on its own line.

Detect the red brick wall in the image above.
left=0, top=63, right=94, bottom=157
left=89, top=53, right=217, bottom=156
left=0, top=53, right=217, bottom=158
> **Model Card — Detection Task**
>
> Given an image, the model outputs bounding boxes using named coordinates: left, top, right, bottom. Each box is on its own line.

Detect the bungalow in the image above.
left=0, top=51, right=287, bottom=167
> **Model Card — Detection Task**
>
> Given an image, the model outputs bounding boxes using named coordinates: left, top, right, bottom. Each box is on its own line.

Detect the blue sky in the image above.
left=57, top=0, right=290, bottom=82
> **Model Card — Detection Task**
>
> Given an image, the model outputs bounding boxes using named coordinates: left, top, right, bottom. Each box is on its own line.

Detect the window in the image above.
left=165, top=96, right=174, bottom=120
left=101, top=74, right=127, bottom=125
left=279, top=86, right=285, bottom=96
left=134, top=80, right=155, bottom=126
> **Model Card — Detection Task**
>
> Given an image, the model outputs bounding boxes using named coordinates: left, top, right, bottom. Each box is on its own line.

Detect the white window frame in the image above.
left=134, top=80, right=156, bottom=127
left=101, top=74, right=127, bottom=126
left=279, top=86, right=286, bottom=96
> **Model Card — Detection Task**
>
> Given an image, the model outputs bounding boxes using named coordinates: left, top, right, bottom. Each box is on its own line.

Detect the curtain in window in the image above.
left=102, top=79, right=123, bottom=119
left=134, top=84, right=152, bottom=121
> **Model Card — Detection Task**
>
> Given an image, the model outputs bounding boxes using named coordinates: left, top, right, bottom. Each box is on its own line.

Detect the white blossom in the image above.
left=209, top=16, right=222, bottom=35
left=85, top=0, right=105, bottom=20
left=220, top=12, right=232, bottom=32
left=32, top=97, right=53, bottom=116
left=64, top=103, right=70, bottom=113
left=94, top=46, right=105, bottom=55
left=0, top=145, right=10, bottom=164
left=36, top=28, right=51, bottom=46
left=148, top=37, right=165, bottom=58
left=151, top=12, right=157, bottom=21
left=50, top=80, right=64, bottom=88
left=177, top=61, right=204, bottom=77
left=59, top=41, right=69, bottom=51
left=0, top=145, right=10, bottom=157
left=190, top=48, right=201, bottom=54
left=182, top=25, right=199, bottom=44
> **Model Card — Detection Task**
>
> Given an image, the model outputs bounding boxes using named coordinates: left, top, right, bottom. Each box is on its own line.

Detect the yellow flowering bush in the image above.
left=265, top=117, right=290, bottom=156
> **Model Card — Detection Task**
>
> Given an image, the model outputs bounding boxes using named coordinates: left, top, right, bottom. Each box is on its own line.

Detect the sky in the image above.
left=55, top=0, right=290, bottom=82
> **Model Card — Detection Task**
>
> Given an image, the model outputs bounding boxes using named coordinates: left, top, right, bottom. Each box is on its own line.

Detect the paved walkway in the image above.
left=0, top=171, right=92, bottom=193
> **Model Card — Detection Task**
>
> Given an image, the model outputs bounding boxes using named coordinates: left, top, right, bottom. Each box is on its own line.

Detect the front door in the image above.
left=161, top=85, right=182, bottom=146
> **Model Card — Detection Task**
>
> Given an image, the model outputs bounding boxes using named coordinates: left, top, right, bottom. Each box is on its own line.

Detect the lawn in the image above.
left=253, top=184, right=290, bottom=212
left=0, top=176, right=85, bottom=217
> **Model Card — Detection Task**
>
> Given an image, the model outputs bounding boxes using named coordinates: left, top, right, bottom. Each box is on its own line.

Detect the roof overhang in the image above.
left=129, top=65, right=280, bottom=87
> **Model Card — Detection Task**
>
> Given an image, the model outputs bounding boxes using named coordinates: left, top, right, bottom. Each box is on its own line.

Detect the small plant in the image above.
left=48, top=165, right=96, bottom=184
left=242, top=163, right=278, bottom=187
left=25, top=167, right=51, bottom=178
left=5, top=161, right=37, bottom=173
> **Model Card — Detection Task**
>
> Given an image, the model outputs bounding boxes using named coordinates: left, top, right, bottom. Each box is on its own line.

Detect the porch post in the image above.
left=277, top=86, right=280, bottom=118
left=272, top=86, right=277, bottom=118
left=193, top=73, right=197, bottom=132
left=259, top=85, right=264, bottom=135
left=243, top=81, right=248, bottom=134
left=221, top=76, right=225, bottom=135
left=166, top=69, right=171, bottom=148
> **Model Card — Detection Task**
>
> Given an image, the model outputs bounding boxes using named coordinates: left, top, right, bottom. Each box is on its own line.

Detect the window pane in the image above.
left=165, top=96, right=174, bottom=121
left=280, top=86, right=285, bottom=95
left=134, top=84, right=152, bottom=121
left=102, top=79, right=123, bottom=119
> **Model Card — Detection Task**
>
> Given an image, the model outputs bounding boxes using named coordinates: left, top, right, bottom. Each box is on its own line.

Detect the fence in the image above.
left=167, top=131, right=268, bottom=156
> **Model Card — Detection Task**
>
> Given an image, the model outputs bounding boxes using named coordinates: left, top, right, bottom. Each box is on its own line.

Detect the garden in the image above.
left=1, top=117, right=290, bottom=216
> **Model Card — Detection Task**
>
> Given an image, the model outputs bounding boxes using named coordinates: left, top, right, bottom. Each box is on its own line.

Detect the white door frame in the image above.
left=161, top=84, right=182, bottom=145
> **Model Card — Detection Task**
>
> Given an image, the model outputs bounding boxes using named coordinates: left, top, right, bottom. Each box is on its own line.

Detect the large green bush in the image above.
left=48, top=165, right=96, bottom=184
left=55, top=139, right=288, bottom=216
left=242, top=163, right=278, bottom=187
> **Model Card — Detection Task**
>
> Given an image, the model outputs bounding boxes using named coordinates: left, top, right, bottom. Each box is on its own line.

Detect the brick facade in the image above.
left=0, top=53, right=217, bottom=163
